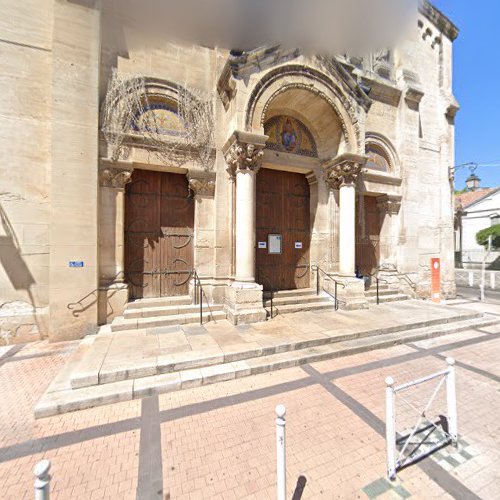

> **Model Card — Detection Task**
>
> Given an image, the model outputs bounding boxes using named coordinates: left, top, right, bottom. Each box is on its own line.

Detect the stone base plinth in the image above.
left=224, top=282, right=267, bottom=325
left=329, top=276, right=369, bottom=310
left=98, top=282, right=129, bottom=325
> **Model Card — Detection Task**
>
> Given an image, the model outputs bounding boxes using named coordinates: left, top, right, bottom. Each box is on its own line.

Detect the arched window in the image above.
left=132, top=96, right=186, bottom=137
left=365, top=143, right=391, bottom=172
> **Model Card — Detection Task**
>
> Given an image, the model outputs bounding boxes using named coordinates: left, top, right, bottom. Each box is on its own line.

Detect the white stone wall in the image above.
left=0, top=0, right=53, bottom=343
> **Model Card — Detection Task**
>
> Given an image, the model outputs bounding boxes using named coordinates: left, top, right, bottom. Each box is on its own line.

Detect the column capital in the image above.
left=322, top=153, right=367, bottom=189
left=187, top=170, right=216, bottom=197
left=377, top=194, right=402, bottom=215
left=223, top=130, right=269, bottom=178
left=99, top=165, right=133, bottom=189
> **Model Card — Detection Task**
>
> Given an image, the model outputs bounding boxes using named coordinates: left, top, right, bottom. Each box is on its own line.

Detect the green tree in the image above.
left=476, top=224, right=500, bottom=249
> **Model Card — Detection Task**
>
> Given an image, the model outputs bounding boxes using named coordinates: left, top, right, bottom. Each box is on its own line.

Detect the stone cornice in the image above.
left=99, top=165, right=133, bottom=188
left=187, top=170, right=216, bottom=197
left=323, top=153, right=368, bottom=189
left=420, top=1, right=459, bottom=42
left=222, top=131, right=269, bottom=177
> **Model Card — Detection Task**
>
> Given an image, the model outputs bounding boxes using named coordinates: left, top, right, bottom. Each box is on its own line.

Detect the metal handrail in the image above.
left=366, top=271, right=389, bottom=306
left=311, top=265, right=346, bottom=311
left=258, top=272, right=276, bottom=319
left=192, top=269, right=216, bottom=325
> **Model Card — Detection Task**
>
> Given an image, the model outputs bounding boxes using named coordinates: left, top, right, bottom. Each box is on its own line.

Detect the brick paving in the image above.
left=1, top=299, right=499, bottom=499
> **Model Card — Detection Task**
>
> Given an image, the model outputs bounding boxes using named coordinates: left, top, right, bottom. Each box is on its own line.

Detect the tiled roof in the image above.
left=456, top=188, right=497, bottom=210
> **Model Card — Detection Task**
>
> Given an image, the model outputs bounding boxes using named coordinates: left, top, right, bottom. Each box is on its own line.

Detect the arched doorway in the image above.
left=124, top=169, right=194, bottom=299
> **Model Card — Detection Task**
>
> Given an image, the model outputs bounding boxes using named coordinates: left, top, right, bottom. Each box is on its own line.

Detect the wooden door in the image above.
left=355, top=195, right=380, bottom=276
left=256, top=169, right=310, bottom=290
left=125, top=170, right=194, bottom=299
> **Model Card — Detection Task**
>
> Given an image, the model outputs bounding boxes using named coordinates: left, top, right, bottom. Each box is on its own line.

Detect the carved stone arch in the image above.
left=245, top=64, right=363, bottom=155
left=364, top=132, right=400, bottom=176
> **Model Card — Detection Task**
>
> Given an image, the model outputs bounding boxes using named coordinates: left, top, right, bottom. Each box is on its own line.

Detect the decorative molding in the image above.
left=419, top=1, right=459, bottom=42
left=222, top=131, right=268, bottom=178
left=187, top=170, right=216, bottom=197
left=323, top=153, right=367, bottom=189
left=99, top=166, right=133, bottom=188
left=377, top=194, right=402, bottom=215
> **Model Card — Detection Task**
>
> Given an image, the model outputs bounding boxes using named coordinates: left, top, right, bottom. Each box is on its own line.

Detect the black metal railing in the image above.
left=366, top=272, right=389, bottom=305
left=192, top=269, right=216, bottom=325
left=258, top=272, right=277, bottom=319
left=311, top=265, right=345, bottom=311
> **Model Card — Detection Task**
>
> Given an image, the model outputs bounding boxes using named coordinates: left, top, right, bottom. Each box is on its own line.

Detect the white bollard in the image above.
left=276, top=404, right=286, bottom=500
left=385, top=377, right=397, bottom=480
left=468, top=271, right=473, bottom=287
left=490, top=273, right=495, bottom=290
left=446, top=358, right=458, bottom=446
left=34, top=460, right=51, bottom=500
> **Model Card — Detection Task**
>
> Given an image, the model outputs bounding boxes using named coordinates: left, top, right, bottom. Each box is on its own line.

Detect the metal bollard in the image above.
left=385, top=377, right=397, bottom=481
left=276, top=404, right=286, bottom=500
left=34, top=460, right=51, bottom=500
left=446, top=358, right=458, bottom=446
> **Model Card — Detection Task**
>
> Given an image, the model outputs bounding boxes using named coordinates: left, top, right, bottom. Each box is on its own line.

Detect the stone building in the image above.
left=0, top=1, right=458, bottom=343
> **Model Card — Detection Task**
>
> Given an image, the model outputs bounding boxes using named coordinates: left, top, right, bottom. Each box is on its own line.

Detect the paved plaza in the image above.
left=1, top=299, right=499, bottom=499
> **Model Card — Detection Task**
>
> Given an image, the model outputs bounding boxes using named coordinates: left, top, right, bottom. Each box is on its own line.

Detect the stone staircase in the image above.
left=263, top=288, right=336, bottom=317
left=365, top=283, right=410, bottom=305
left=35, top=302, right=500, bottom=418
left=110, top=295, right=226, bottom=332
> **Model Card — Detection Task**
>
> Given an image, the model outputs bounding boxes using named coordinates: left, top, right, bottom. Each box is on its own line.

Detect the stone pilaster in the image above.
left=377, top=194, right=402, bottom=272
left=222, top=131, right=268, bottom=324
left=187, top=170, right=217, bottom=302
left=98, top=163, right=133, bottom=325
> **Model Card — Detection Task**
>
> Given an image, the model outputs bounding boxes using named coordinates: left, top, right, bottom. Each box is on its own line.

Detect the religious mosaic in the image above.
left=366, top=144, right=390, bottom=172
left=264, top=116, right=318, bottom=157
left=132, top=98, right=186, bottom=137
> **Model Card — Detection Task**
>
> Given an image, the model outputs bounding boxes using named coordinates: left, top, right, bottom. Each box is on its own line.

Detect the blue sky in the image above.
left=431, top=0, right=500, bottom=189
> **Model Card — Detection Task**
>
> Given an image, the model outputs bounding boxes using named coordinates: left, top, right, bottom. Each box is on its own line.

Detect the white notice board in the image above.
left=268, top=234, right=282, bottom=254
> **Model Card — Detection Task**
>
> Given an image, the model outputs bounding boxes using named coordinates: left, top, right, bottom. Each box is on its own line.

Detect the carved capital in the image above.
left=187, top=170, right=216, bottom=197
left=323, top=153, right=367, bottom=189
left=99, top=166, right=133, bottom=188
left=222, top=130, right=268, bottom=178
left=376, top=194, right=402, bottom=215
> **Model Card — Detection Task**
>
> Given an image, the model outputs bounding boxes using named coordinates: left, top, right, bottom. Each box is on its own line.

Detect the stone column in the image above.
left=323, top=154, right=368, bottom=310
left=324, top=154, right=366, bottom=277
left=377, top=194, right=402, bottom=271
left=98, top=164, right=133, bottom=324
left=222, top=131, right=268, bottom=324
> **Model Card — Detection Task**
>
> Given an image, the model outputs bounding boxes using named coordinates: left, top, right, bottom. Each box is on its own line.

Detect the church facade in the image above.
left=0, top=1, right=458, bottom=343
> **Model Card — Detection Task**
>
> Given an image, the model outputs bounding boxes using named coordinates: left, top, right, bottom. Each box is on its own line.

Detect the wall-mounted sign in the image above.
left=69, top=261, right=84, bottom=268
left=295, top=242, right=303, bottom=249
left=268, top=234, right=282, bottom=254
left=258, top=241, right=267, bottom=249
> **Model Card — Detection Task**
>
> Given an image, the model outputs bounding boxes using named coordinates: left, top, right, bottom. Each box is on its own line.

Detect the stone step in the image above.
left=126, top=295, right=193, bottom=310
left=263, top=294, right=332, bottom=307
left=364, top=288, right=400, bottom=298
left=264, top=301, right=335, bottom=315
left=75, top=309, right=483, bottom=388
left=35, top=314, right=499, bottom=418
left=368, top=294, right=410, bottom=304
left=264, top=288, right=317, bottom=299
left=124, top=303, right=225, bottom=319
left=111, top=310, right=227, bottom=332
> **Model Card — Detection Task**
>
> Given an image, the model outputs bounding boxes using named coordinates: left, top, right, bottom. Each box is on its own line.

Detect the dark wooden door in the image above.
left=355, top=195, right=380, bottom=276
left=256, top=169, right=310, bottom=290
left=125, top=170, right=194, bottom=299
